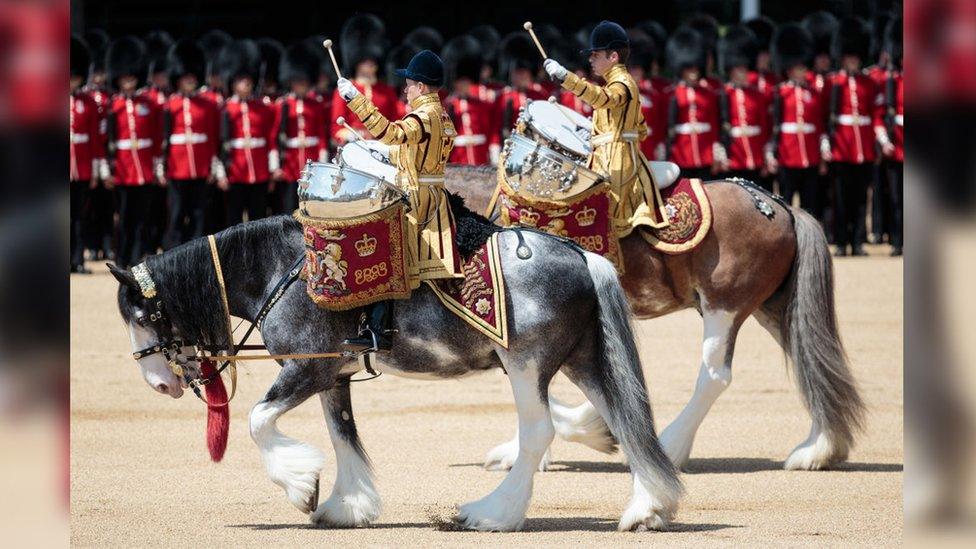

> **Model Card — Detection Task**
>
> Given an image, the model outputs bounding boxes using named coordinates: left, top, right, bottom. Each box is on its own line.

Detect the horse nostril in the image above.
left=156, top=383, right=169, bottom=394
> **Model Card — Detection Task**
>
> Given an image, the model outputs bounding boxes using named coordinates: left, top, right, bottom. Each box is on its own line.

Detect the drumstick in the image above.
left=335, top=117, right=374, bottom=156
left=523, top=22, right=547, bottom=58
left=548, top=96, right=583, bottom=129
left=322, top=39, right=342, bottom=78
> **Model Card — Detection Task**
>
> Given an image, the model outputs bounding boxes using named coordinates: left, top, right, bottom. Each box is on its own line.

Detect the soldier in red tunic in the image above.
left=257, top=38, right=285, bottom=102
left=330, top=15, right=399, bottom=147
left=666, top=26, right=723, bottom=180
left=626, top=29, right=667, bottom=161
left=82, top=29, right=115, bottom=261
left=160, top=39, right=220, bottom=249
left=197, top=29, right=233, bottom=108
left=443, top=35, right=496, bottom=166
left=70, top=36, right=105, bottom=274
left=828, top=17, right=883, bottom=257
left=767, top=23, right=830, bottom=219
left=745, top=16, right=780, bottom=99
left=876, top=17, right=903, bottom=256
left=104, top=36, right=163, bottom=268
left=686, top=14, right=724, bottom=91
left=274, top=42, right=329, bottom=214
left=718, top=25, right=771, bottom=188
left=497, top=33, right=550, bottom=143
left=217, top=40, right=278, bottom=226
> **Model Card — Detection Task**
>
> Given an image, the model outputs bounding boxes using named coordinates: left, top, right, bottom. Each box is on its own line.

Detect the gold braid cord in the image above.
left=207, top=234, right=238, bottom=402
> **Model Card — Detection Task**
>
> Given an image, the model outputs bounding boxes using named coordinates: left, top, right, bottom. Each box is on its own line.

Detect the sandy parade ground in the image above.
left=70, top=246, right=902, bottom=547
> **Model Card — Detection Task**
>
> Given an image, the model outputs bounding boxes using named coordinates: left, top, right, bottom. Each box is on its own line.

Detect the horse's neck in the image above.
left=220, top=225, right=298, bottom=322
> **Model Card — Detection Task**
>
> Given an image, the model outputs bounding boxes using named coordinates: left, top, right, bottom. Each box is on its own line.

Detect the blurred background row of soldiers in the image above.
left=70, top=8, right=904, bottom=272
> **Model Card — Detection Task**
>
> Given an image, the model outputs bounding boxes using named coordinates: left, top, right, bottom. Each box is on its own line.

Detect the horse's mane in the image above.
left=144, top=216, right=299, bottom=348
left=446, top=192, right=500, bottom=259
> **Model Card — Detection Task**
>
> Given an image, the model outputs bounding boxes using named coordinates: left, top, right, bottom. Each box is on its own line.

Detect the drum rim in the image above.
left=506, top=133, right=601, bottom=178
left=301, top=161, right=407, bottom=201
left=524, top=100, right=592, bottom=154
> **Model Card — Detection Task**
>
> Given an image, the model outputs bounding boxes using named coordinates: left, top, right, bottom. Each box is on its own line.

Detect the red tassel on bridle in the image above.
left=199, top=359, right=229, bottom=462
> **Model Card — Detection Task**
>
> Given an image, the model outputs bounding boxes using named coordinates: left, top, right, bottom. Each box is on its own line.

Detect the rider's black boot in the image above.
left=341, top=301, right=394, bottom=353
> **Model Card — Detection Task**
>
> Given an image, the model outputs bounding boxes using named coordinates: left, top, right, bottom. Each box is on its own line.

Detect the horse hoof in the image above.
left=304, top=476, right=320, bottom=515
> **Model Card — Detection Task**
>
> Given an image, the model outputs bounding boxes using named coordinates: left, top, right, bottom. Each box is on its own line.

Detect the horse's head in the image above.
left=110, top=263, right=186, bottom=399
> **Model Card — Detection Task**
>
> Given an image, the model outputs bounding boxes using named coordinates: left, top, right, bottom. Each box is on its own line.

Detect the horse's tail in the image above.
left=780, top=208, right=866, bottom=456
left=584, top=252, right=683, bottom=513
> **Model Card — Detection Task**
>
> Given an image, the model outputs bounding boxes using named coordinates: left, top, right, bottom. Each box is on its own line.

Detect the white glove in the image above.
left=153, top=157, right=166, bottom=180
left=96, top=158, right=111, bottom=181
left=819, top=134, right=832, bottom=162
left=712, top=142, right=728, bottom=166
left=337, top=78, right=360, bottom=101
left=543, top=59, right=568, bottom=81
left=489, top=144, right=501, bottom=166
left=268, top=148, right=280, bottom=172
left=210, top=156, right=226, bottom=180
left=654, top=142, right=666, bottom=161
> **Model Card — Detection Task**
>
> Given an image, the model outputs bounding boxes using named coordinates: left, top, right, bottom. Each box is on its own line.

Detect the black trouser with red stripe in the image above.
left=164, top=178, right=208, bottom=249
left=70, top=180, right=90, bottom=268
left=225, top=182, right=269, bottom=226
left=271, top=180, right=299, bottom=216
left=832, top=162, right=871, bottom=252
left=778, top=167, right=822, bottom=219
left=887, top=161, right=904, bottom=250
left=115, top=186, right=151, bottom=268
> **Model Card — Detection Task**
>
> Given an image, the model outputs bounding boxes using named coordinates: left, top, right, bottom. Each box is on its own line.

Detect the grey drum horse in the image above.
left=445, top=165, right=865, bottom=472
left=111, top=206, right=682, bottom=532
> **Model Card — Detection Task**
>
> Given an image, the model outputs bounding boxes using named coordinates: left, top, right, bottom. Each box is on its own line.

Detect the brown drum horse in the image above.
left=445, top=165, right=864, bottom=472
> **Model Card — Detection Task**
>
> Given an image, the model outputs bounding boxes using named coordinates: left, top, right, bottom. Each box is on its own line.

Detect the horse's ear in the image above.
left=107, top=263, right=138, bottom=288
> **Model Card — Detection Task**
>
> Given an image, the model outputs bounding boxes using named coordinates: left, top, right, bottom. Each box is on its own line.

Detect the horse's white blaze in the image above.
left=311, top=393, right=381, bottom=527
left=659, top=308, right=736, bottom=468
left=249, top=400, right=326, bottom=513
left=458, top=363, right=554, bottom=531
left=127, top=321, right=183, bottom=398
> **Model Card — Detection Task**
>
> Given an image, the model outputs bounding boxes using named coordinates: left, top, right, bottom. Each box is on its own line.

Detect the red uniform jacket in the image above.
left=199, top=87, right=225, bottom=107
left=498, top=83, right=549, bottom=141
left=276, top=92, right=329, bottom=182
left=829, top=71, right=883, bottom=164
left=222, top=95, right=277, bottom=184
left=163, top=93, right=220, bottom=180
left=107, top=92, right=163, bottom=185
left=329, top=80, right=400, bottom=144
left=70, top=90, right=106, bottom=181
left=720, top=83, right=771, bottom=171
left=668, top=81, right=720, bottom=169
left=773, top=80, right=828, bottom=169
left=638, top=77, right=670, bottom=160
left=445, top=94, right=495, bottom=165
left=878, top=69, right=903, bottom=162
left=558, top=89, right=593, bottom=116
left=747, top=70, right=780, bottom=100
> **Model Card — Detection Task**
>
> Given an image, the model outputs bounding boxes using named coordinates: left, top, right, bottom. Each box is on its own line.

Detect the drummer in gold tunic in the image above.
left=336, top=49, right=461, bottom=352
left=544, top=21, right=669, bottom=235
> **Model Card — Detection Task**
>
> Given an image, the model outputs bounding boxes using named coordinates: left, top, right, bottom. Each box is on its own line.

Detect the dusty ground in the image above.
left=70, top=247, right=902, bottom=547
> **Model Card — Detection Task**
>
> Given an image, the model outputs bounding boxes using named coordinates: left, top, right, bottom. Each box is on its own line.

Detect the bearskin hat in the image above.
left=386, top=42, right=421, bottom=87
left=550, top=37, right=584, bottom=73
left=167, top=39, right=207, bottom=84
left=686, top=13, right=719, bottom=58
left=534, top=23, right=562, bottom=56
left=217, top=39, right=261, bottom=88
left=802, top=10, right=839, bottom=58
left=884, top=16, right=903, bottom=68
left=198, top=29, right=233, bottom=81
left=666, top=26, right=706, bottom=75
left=71, top=35, right=91, bottom=80
left=499, top=32, right=540, bottom=77
left=106, top=35, right=147, bottom=87
left=341, top=13, right=387, bottom=72
left=832, top=16, right=871, bottom=62
left=745, top=16, right=776, bottom=53
left=280, top=41, right=321, bottom=85
left=442, top=35, right=483, bottom=83
left=84, top=29, right=110, bottom=73
left=626, top=28, right=655, bottom=71
left=256, top=38, right=285, bottom=85
left=635, top=20, right=667, bottom=64
left=469, top=24, right=501, bottom=66
left=772, top=22, right=814, bottom=74
left=144, top=30, right=174, bottom=77
left=404, top=26, right=443, bottom=52
left=870, top=11, right=895, bottom=62
left=719, top=25, right=759, bottom=74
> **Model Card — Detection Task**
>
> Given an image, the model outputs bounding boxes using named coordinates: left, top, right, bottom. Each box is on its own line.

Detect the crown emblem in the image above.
left=575, top=206, right=597, bottom=227
left=354, top=233, right=377, bottom=257
left=518, top=208, right=541, bottom=227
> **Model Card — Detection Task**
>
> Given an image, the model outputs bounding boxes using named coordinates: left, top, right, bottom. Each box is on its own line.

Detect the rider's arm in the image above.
left=561, top=73, right=630, bottom=109
left=347, top=95, right=425, bottom=145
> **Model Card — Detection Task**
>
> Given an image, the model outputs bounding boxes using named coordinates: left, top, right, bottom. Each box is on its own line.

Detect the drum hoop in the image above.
left=302, top=161, right=408, bottom=202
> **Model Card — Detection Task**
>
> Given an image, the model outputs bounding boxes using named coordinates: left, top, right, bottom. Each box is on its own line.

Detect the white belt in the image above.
left=673, top=122, right=712, bottom=135
left=780, top=122, right=816, bottom=134
left=70, top=133, right=90, bottom=144
left=417, top=175, right=445, bottom=184
left=729, top=125, right=762, bottom=138
left=229, top=137, right=267, bottom=149
left=894, top=114, right=903, bottom=126
left=837, top=114, right=872, bottom=126
left=591, top=132, right=639, bottom=147
left=169, top=133, right=208, bottom=145
left=284, top=136, right=320, bottom=148
left=116, top=138, right=153, bottom=150
left=454, top=134, right=487, bottom=146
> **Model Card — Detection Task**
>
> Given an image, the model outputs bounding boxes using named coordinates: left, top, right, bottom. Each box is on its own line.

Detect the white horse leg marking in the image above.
left=458, top=363, right=554, bottom=531
left=659, top=309, right=736, bottom=469
left=483, top=394, right=616, bottom=472
left=311, top=393, right=381, bottom=527
left=249, top=400, right=326, bottom=514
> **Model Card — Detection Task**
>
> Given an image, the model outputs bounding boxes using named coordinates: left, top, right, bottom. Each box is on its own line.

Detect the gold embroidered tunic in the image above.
left=562, top=63, right=669, bottom=234
left=348, top=91, right=462, bottom=286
